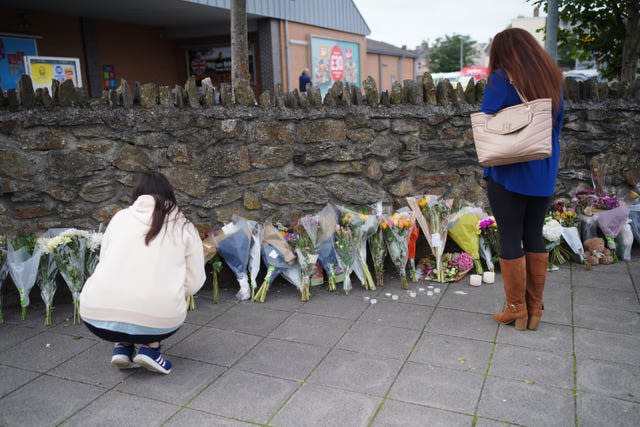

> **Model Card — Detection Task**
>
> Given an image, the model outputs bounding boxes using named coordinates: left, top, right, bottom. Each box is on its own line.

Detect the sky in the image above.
left=351, top=0, right=539, bottom=48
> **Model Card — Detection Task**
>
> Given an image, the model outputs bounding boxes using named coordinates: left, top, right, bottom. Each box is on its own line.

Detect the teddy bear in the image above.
left=583, top=237, right=614, bottom=266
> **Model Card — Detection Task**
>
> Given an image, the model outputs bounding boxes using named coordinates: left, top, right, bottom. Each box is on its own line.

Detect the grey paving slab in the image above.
left=189, top=368, right=297, bottom=424
left=268, top=312, right=352, bottom=347
left=49, top=317, right=101, bottom=339
left=235, top=338, right=328, bottom=380
left=372, top=399, right=473, bottom=426
left=575, top=327, right=640, bottom=366
left=538, top=282, right=572, bottom=325
left=164, top=408, right=255, bottom=426
left=49, top=341, right=137, bottom=388
left=337, top=321, right=420, bottom=360
left=409, top=332, right=493, bottom=373
left=0, top=375, right=103, bottom=427
left=259, top=284, right=306, bottom=311
left=208, top=302, right=292, bottom=336
left=376, top=283, right=447, bottom=306
left=572, top=267, right=636, bottom=292
left=477, top=375, right=574, bottom=427
left=0, top=323, right=42, bottom=353
left=577, top=390, right=640, bottom=427
left=0, top=365, right=39, bottom=398
left=437, top=282, right=503, bottom=314
left=474, top=417, right=518, bottom=426
left=167, top=326, right=260, bottom=367
left=574, top=286, right=639, bottom=312
left=307, top=348, right=403, bottom=396
left=426, top=308, right=497, bottom=342
left=496, top=322, right=573, bottom=354
left=183, top=296, right=236, bottom=326
left=574, top=303, right=640, bottom=336
left=577, top=358, right=640, bottom=402
left=61, top=390, right=179, bottom=427
left=271, top=383, right=381, bottom=427
left=358, top=299, right=433, bottom=330
left=389, top=362, right=484, bottom=413
left=162, top=321, right=200, bottom=349
left=490, top=343, right=573, bottom=389
left=117, top=357, right=225, bottom=405
left=0, top=331, right=97, bottom=372
left=298, top=292, right=369, bottom=319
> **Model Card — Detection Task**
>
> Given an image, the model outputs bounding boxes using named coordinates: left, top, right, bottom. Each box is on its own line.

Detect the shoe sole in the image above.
left=111, top=355, right=138, bottom=369
left=133, top=354, right=171, bottom=374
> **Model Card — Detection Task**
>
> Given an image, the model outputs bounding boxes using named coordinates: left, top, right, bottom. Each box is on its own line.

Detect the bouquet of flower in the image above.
left=420, top=252, right=473, bottom=282
left=336, top=205, right=378, bottom=291
left=333, top=225, right=359, bottom=295
left=615, top=221, right=634, bottom=262
left=477, top=215, right=500, bottom=271
left=630, top=201, right=640, bottom=245
left=53, top=229, right=87, bottom=324
left=84, top=227, right=103, bottom=277
left=316, top=204, right=344, bottom=292
left=0, top=235, right=8, bottom=324
left=407, top=195, right=453, bottom=283
left=380, top=210, right=415, bottom=289
left=367, top=202, right=388, bottom=288
left=253, top=222, right=298, bottom=303
left=7, top=234, right=42, bottom=321
left=407, top=224, right=420, bottom=282
left=213, top=218, right=252, bottom=301
left=447, top=206, right=484, bottom=274
left=288, top=217, right=318, bottom=301
left=595, top=205, right=630, bottom=260
left=543, top=216, right=568, bottom=268
left=200, top=229, right=221, bottom=303
left=550, top=199, right=586, bottom=264
left=35, top=232, right=62, bottom=326
left=243, top=218, right=263, bottom=299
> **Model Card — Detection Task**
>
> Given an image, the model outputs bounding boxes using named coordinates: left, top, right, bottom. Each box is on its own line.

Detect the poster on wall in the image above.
left=310, top=36, right=360, bottom=97
left=186, top=44, right=255, bottom=84
left=24, top=56, right=82, bottom=91
left=0, top=37, right=38, bottom=90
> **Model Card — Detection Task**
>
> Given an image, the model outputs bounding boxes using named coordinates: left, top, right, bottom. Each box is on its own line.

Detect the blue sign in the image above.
left=0, top=37, right=37, bottom=90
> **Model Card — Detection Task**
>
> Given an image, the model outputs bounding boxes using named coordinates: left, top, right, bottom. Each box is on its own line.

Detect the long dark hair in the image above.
left=131, top=171, right=180, bottom=245
left=488, top=28, right=563, bottom=114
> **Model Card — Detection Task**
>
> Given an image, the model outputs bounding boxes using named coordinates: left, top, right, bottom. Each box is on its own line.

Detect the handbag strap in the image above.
left=505, top=72, right=530, bottom=106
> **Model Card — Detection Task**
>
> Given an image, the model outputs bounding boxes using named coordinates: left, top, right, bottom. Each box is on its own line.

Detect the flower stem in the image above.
left=212, top=271, right=219, bottom=304
left=301, top=277, right=310, bottom=301
left=73, top=298, right=80, bottom=325
left=360, top=258, right=376, bottom=291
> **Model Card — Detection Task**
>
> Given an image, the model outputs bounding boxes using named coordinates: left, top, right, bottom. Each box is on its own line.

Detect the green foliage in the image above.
left=428, top=34, right=477, bottom=73
left=532, top=0, right=640, bottom=81
left=11, top=233, right=37, bottom=254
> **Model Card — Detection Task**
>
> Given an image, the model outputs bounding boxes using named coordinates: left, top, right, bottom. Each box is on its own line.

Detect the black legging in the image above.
left=486, top=178, right=550, bottom=259
left=84, top=322, right=178, bottom=344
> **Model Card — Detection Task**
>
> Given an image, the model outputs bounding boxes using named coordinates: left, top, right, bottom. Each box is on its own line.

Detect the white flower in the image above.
left=86, top=232, right=103, bottom=251
left=543, top=219, right=562, bottom=242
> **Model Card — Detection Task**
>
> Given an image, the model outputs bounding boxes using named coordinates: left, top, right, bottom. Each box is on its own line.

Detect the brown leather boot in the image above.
left=525, top=251, right=548, bottom=330
left=493, top=256, right=528, bottom=330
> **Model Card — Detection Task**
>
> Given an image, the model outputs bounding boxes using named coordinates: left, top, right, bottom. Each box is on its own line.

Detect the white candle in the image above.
left=391, top=295, right=399, bottom=300
left=470, top=274, right=482, bottom=287
left=434, top=288, right=441, bottom=294
left=427, top=291, right=434, bottom=296
left=370, top=298, right=377, bottom=304
left=483, top=271, right=495, bottom=284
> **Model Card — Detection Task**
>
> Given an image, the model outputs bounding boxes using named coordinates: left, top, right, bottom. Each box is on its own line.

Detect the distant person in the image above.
left=481, top=28, right=564, bottom=331
left=299, top=68, right=312, bottom=92
left=80, top=171, right=206, bottom=374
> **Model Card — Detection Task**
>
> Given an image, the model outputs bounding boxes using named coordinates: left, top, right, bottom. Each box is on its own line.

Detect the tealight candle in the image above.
left=469, top=274, right=482, bottom=287
left=434, top=288, right=441, bottom=294
left=427, top=291, right=434, bottom=296
left=370, top=298, right=377, bottom=304
left=391, top=295, right=399, bottom=300
left=483, top=271, right=495, bottom=284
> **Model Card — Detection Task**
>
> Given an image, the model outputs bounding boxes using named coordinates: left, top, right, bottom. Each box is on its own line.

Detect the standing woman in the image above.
left=481, top=28, right=564, bottom=331
left=80, top=171, right=206, bottom=374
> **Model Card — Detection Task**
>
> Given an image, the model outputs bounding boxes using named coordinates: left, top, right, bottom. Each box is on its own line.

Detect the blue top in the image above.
left=299, top=73, right=312, bottom=92
left=480, top=68, right=564, bottom=197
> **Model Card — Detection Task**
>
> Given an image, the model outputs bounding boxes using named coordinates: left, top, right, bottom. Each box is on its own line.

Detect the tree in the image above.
left=428, top=35, right=477, bottom=73
left=532, top=0, right=640, bottom=82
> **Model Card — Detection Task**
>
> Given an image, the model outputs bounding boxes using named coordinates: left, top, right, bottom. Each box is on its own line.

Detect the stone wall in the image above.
left=0, top=75, right=639, bottom=234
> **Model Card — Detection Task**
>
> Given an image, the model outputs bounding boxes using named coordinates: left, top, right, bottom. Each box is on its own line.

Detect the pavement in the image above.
left=0, top=253, right=638, bottom=427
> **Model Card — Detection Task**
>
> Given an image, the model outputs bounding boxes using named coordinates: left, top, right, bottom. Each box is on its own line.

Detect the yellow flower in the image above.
left=359, top=213, right=368, bottom=221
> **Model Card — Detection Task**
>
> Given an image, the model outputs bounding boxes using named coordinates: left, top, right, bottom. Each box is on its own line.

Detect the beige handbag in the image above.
left=470, top=83, right=552, bottom=167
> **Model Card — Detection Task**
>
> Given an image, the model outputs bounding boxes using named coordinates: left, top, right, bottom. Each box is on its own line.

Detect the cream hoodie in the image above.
left=80, top=195, right=206, bottom=329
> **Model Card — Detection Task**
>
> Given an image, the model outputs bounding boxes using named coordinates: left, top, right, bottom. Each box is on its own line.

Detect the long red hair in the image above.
left=488, top=28, right=563, bottom=114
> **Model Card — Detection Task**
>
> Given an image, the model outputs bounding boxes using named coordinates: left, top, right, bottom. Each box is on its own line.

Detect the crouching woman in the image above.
left=80, top=171, right=206, bottom=374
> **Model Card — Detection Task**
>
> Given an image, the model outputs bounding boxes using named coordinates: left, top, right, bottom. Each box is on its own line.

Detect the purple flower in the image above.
left=454, top=252, right=474, bottom=271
